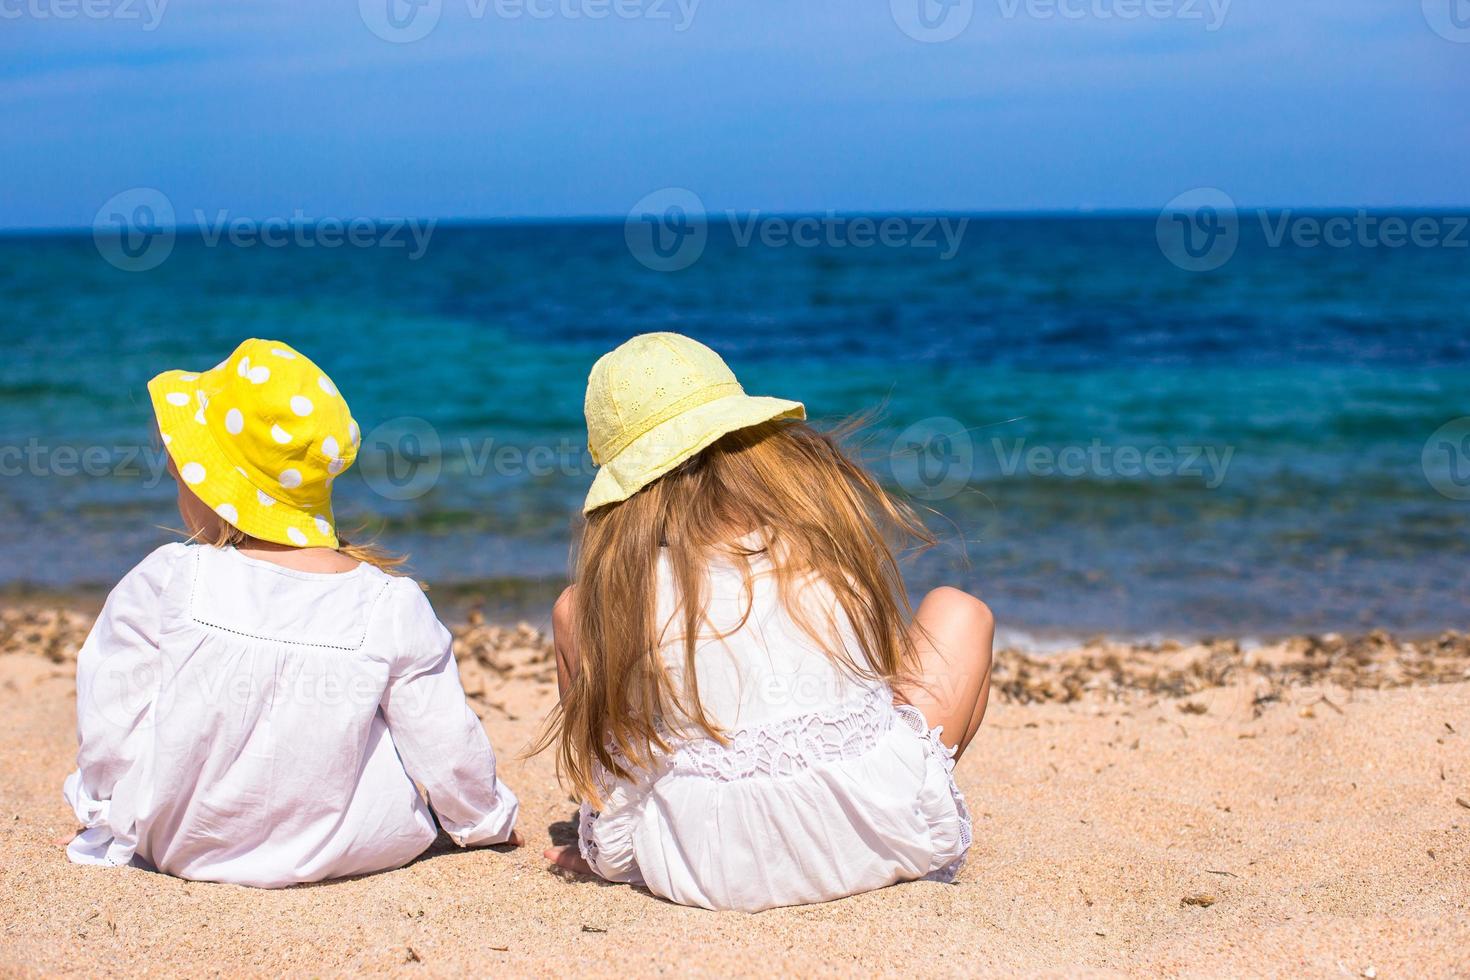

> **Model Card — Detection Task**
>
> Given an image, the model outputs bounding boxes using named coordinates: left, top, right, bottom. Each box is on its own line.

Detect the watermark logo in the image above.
left=891, top=0, right=973, bottom=42
left=888, top=418, right=1236, bottom=501
left=996, top=0, right=1230, bottom=30
left=0, top=0, right=168, bottom=29
left=359, top=417, right=443, bottom=501
left=359, top=0, right=441, bottom=42
left=1158, top=196, right=1470, bottom=272
left=728, top=212, right=967, bottom=258
left=93, top=188, right=176, bottom=273
left=354, top=417, right=592, bottom=499
left=1423, top=0, right=1470, bottom=42
left=92, top=190, right=437, bottom=271
left=1422, top=417, right=1470, bottom=501
left=1156, top=187, right=1239, bottom=273
left=993, top=438, right=1234, bottom=488
left=193, top=210, right=436, bottom=259
left=85, top=655, right=443, bottom=732
left=86, top=656, right=162, bottom=731
left=625, top=187, right=708, bottom=272
left=0, top=440, right=170, bottom=486
left=1258, top=211, right=1468, bottom=251
left=360, top=0, right=697, bottom=42
left=626, top=188, right=970, bottom=271
left=892, top=417, right=976, bottom=500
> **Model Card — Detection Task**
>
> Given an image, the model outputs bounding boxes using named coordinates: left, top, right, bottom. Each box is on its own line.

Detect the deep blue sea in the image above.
left=1, top=214, right=1467, bottom=642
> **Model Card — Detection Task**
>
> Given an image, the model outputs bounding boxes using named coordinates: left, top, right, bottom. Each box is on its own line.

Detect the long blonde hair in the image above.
left=544, top=418, right=933, bottom=805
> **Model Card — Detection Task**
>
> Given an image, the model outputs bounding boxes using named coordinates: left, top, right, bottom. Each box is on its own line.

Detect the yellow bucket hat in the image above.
left=147, top=338, right=360, bottom=548
left=582, top=332, right=805, bottom=513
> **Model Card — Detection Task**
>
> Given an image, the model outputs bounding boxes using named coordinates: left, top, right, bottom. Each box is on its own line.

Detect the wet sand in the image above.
left=1, top=605, right=1467, bottom=977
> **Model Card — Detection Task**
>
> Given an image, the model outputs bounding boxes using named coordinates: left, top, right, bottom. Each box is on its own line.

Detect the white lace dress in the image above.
left=578, top=551, right=971, bottom=912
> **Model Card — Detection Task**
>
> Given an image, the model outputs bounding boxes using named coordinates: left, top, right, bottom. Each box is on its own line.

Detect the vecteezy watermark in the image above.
left=359, top=0, right=697, bottom=42
left=193, top=209, right=435, bottom=260
left=1422, top=417, right=1470, bottom=501
left=1156, top=187, right=1239, bottom=273
left=889, top=418, right=1236, bottom=500
left=1422, top=0, right=1470, bottom=42
left=624, top=187, right=708, bottom=272
left=0, top=426, right=590, bottom=504
left=1257, top=211, right=1470, bottom=251
left=891, top=0, right=1228, bottom=42
left=0, top=0, right=167, bottom=29
left=0, top=440, right=172, bottom=486
left=991, top=437, right=1234, bottom=488
left=1158, top=188, right=1470, bottom=272
left=625, top=188, right=970, bottom=272
left=359, top=0, right=441, bottom=43
left=892, top=417, right=977, bottom=501
left=890, top=0, right=974, bottom=42
left=85, top=643, right=448, bottom=732
left=995, top=0, right=1229, bottom=29
left=93, top=188, right=177, bottom=273
left=358, top=417, right=593, bottom=501
left=92, top=188, right=437, bottom=271
left=359, top=417, right=444, bottom=501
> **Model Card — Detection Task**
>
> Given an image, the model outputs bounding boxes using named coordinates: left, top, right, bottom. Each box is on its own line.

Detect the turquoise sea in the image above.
left=1, top=215, right=1467, bottom=641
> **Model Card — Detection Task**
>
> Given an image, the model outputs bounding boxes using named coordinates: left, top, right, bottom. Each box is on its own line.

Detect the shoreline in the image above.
left=4, top=588, right=1464, bottom=656
left=6, top=600, right=1467, bottom=702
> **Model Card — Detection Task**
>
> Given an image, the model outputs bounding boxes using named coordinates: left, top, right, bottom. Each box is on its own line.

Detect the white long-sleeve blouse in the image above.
left=63, top=542, right=518, bottom=887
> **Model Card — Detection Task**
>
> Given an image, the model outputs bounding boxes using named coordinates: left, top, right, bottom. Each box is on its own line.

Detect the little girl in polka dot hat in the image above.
left=62, top=338, right=522, bottom=887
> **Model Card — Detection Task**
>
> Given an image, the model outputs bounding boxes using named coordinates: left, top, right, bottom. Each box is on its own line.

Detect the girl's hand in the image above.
left=506, top=828, right=525, bottom=847
left=543, top=844, right=594, bottom=876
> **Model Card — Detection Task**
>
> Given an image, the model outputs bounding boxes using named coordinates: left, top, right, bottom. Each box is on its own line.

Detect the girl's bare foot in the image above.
left=543, top=844, right=595, bottom=876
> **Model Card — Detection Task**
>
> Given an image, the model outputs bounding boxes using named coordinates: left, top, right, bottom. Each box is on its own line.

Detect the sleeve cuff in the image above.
left=440, top=779, right=520, bottom=847
left=62, top=770, right=138, bottom=867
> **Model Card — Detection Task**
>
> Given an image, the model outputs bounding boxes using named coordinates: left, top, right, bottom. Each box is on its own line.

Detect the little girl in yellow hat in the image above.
left=63, top=338, right=521, bottom=887
left=541, top=332, right=996, bottom=912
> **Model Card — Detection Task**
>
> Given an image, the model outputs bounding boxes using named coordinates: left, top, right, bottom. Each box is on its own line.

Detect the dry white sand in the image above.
left=1, top=608, right=1467, bottom=978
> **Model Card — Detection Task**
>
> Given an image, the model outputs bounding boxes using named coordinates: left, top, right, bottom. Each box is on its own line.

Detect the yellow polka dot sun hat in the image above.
left=147, top=338, right=359, bottom=548
left=582, top=332, right=805, bottom=513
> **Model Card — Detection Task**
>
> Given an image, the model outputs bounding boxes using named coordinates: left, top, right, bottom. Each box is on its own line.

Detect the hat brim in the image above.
left=583, top=392, right=805, bottom=514
left=148, top=369, right=340, bottom=549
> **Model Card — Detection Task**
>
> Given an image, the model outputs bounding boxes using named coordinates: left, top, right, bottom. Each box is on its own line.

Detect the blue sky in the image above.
left=1, top=0, right=1466, bottom=228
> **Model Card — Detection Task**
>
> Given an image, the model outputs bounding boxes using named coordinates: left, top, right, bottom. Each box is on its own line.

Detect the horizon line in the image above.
left=5, top=203, right=1470, bottom=237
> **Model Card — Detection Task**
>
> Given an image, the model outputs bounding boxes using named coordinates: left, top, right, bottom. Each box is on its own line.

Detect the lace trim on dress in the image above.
left=577, top=799, right=600, bottom=867
left=894, top=704, right=972, bottom=883
left=667, top=694, right=898, bottom=781
left=576, top=697, right=892, bottom=868
left=577, top=693, right=974, bottom=884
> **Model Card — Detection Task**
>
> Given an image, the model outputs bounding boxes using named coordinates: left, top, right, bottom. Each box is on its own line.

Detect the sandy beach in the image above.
left=2, top=603, right=1467, bottom=978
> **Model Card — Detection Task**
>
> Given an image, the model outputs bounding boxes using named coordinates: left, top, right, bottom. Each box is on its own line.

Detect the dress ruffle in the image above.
left=578, top=690, right=972, bottom=910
